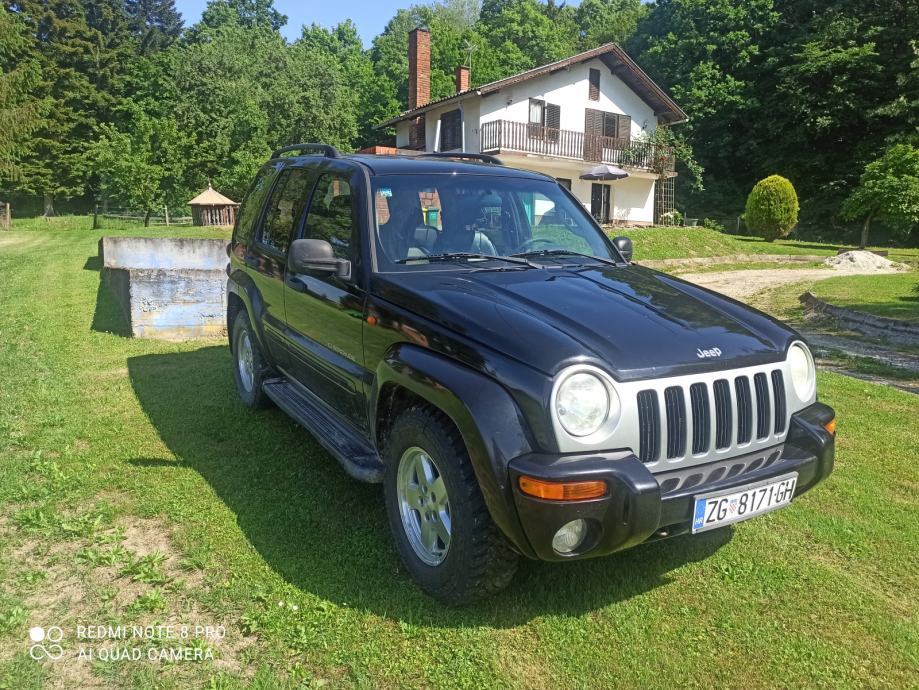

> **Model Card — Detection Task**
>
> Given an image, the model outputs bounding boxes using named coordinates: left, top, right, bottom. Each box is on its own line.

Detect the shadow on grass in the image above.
left=127, top=346, right=731, bottom=626
left=86, top=250, right=131, bottom=336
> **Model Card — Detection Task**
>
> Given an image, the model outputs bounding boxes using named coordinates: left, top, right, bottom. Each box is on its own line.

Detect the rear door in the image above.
left=283, top=164, right=369, bottom=431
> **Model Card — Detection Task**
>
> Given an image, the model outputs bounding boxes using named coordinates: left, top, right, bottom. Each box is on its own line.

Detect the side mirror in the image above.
left=612, top=236, right=633, bottom=263
left=288, top=239, right=351, bottom=280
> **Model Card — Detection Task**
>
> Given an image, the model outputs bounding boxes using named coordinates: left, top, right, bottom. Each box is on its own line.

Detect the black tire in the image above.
left=230, top=310, right=271, bottom=409
left=383, top=405, right=518, bottom=605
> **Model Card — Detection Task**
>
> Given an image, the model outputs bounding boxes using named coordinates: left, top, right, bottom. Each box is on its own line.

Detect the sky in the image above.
left=173, top=1, right=583, bottom=47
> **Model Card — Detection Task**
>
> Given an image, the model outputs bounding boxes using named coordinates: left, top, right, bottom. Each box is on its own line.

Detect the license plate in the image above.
left=692, top=473, right=798, bottom=534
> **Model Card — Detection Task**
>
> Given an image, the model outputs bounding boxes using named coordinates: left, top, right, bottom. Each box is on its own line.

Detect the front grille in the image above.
left=637, top=367, right=789, bottom=466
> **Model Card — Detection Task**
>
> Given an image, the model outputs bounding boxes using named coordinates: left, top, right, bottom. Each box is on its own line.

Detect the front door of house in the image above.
left=591, top=183, right=612, bottom=223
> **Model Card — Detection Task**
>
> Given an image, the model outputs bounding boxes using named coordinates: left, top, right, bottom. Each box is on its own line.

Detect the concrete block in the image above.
left=101, top=236, right=229, bottom=341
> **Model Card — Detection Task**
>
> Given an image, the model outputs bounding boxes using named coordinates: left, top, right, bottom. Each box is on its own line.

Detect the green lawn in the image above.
left=613, top=225, right=919, bottom=264
left=0, top=223, right=917, bottom=688
left=810, top=272, right=919, bottom=322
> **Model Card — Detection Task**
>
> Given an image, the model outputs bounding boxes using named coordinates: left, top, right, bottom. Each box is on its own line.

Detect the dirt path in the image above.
left=677, top=266, right=899, bottom=302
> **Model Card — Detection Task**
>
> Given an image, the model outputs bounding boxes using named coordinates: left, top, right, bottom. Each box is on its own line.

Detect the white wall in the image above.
left=477, top=58, right=657, bottom=139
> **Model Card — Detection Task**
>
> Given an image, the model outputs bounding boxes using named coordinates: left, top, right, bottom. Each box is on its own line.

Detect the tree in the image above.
left=841, top=145, right=919, bottom=248
left=745, top=175, right=799, bottom=241
left=575, top=0, right=646, bottom=48
left=0, top=7, right=45, bottom=185
left=196, top=0, right=286, bottom=33
left=90, top=101, right=189, bottom=224
left=125, top=0, right=183, bottom=54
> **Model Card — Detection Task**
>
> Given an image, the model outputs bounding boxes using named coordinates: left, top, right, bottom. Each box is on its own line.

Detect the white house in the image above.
left=376, top=29, right=687, bottom=225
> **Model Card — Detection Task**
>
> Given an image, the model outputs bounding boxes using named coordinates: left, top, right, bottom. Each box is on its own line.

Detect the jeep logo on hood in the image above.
left=696, top=347, right=723, bottom=359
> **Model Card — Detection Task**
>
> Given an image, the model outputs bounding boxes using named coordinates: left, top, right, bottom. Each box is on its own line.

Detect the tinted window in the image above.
left=304, top=173, right=355, bottom=261
left=234, top=163, right=281, bottom=243
left=258, top=168, right=314, bottom=253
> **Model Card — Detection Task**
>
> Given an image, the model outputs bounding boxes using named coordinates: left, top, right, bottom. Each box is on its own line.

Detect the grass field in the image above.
left=615, top=225, right=919, bottom=264
left=809, top=272, right=919, bottom=322
left=0, top=222, right=917, bottom=688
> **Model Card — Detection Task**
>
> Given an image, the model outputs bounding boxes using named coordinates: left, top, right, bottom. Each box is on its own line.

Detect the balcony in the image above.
left=479, top=120, right=675, bottom=173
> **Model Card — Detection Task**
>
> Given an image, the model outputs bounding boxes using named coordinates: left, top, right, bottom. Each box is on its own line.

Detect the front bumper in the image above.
left=507, top=403, right=835, bottom=561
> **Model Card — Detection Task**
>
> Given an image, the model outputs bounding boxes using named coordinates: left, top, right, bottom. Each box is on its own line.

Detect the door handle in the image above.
left=285, top=275, right=310, bottom=293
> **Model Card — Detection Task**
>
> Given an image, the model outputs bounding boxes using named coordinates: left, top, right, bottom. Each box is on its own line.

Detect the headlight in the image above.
left=788, top=342, right=815, bottom=402
left=555, top=371, right=612, bottom=437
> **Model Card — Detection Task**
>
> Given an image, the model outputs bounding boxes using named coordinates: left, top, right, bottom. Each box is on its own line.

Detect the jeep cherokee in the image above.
left=226, top=144, right=835, bottom=604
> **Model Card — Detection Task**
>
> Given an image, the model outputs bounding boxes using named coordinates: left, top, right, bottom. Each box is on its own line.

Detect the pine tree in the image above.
left=125, top=0, right=182, bottom=55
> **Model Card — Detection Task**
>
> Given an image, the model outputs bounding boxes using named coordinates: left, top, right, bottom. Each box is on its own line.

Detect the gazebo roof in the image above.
left=187, top=185, right=238, bottom=206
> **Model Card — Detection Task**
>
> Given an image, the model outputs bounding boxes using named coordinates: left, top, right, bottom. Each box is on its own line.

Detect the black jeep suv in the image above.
left=227, top=144, right=835, bottom=604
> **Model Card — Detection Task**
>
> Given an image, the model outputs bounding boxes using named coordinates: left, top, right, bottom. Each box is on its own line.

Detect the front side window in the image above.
left=258, top=167, right=314, bottom=253
left=373, top=174, right=619, bottom=271
left=304, top=173, right=355, bottom=261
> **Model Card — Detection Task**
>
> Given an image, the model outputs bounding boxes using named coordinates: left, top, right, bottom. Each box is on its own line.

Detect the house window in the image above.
left=439, top=109, right=462, bottom=151
left=589, top=68, right=600, bottom=101
left=529, top=99, right=560, bottom=141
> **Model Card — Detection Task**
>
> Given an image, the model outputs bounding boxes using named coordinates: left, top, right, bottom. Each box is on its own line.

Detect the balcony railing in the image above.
left=479, top=120, right=675, bottom=173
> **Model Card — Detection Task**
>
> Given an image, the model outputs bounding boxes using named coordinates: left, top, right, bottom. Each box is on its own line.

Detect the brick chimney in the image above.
left=407, top=27, right=430, bottom=149
left=455, top=65, right=470, bottom=93
left=408, top=27, right=430, bottom=110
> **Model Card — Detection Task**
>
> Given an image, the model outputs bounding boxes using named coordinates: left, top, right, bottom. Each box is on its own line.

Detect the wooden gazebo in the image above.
left=187, top=185, right=239, bottom=226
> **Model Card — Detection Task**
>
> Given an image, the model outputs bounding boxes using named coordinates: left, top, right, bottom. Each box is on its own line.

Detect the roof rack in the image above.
left=419, top=152, right=503, bottom=166
left=272, top=143, right=341, bottom=159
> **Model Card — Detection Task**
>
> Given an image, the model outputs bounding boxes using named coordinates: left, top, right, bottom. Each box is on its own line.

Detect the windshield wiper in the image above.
left=510, top=249, right=620, bottom=267
left=396, top=252, right=538, bottom=268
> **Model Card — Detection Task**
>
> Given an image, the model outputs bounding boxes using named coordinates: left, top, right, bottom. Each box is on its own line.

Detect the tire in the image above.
left=230, top=310, right=271, bottom=409
left=383, top=405, right=518, bottom=605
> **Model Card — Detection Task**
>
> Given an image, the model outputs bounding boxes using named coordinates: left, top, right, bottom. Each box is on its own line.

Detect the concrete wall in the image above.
left=101, top=236, right=229, bottom=341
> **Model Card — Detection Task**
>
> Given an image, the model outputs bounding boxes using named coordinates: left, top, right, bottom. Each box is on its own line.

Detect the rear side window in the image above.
left=257, top=168, right=315, bottom=254
left=234, top=163, right=282, bottom=243
left=304, top=173, right=355, bottom=261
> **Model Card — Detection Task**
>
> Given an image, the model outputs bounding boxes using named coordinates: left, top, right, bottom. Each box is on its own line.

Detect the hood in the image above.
left=371, top=264, right=796, bottom=381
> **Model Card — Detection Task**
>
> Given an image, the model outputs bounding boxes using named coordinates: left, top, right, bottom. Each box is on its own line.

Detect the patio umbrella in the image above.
left=579, top=164, right=629, bottom=181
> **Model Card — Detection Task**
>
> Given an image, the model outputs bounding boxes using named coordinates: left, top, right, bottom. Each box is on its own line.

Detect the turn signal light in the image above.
left=823, top=418, right=837, bottom=435
left=518, top=476, right=608, bottom=501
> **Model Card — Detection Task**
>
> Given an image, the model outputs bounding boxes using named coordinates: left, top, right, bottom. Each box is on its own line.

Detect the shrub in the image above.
left=660, top=209, right=683, bottom=226
left=744, top=175, right=799, bottom=241
left=702, top=218, right=725, bottom=233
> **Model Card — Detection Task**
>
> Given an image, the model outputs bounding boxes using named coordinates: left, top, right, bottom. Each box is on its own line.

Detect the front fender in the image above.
left=372, top=344, right=537, bottom=557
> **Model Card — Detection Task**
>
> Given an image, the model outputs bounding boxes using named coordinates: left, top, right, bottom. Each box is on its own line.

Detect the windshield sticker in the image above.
left=379, top=187, right=392, bottom=198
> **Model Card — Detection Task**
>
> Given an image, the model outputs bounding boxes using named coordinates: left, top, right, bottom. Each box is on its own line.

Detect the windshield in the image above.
left=372, top=174, right=620, bottom=271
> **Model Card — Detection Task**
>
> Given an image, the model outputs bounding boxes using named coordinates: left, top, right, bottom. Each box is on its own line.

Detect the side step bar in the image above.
left=262, top=378, right=384, bottom=483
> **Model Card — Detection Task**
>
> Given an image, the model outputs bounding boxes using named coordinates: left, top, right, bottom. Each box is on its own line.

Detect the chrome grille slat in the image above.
left=735, top=376, right=753, bottom=445
left=754, top=372, right=771, bottom=439
left=689, top=382, right=710, bottom=454
left=772, top=370, right=787, bottom=434
left=664, top=386, right=687, bottom=459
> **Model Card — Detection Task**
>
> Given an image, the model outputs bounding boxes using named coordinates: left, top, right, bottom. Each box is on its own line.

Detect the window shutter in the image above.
left=439, top=109, right=462, bottom=151
left=602, top=112, right=617, bottom=138
left=589, top=68, right=600, bottom=101
left=617, top=114, right=631, bottom=142
left=545, top=103, right=560, bottom=142
left=585, top=108, right=602, bottom=135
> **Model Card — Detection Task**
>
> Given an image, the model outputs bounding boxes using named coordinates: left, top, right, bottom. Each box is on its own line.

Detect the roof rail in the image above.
left=419, top=152, right=503, bottom=166
left=272, top=143, right=341, bottom=159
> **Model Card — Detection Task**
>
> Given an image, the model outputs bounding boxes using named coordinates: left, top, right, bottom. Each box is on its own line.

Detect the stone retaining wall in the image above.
left=800, top=291, right=919, bottom=347
left=637, top=254, right=825, bottom=270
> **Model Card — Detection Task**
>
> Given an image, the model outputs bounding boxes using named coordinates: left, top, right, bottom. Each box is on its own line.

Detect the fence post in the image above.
left=1, top=202, right=10, bottom=230
left=164, top=205, right=170, bottom=227
left=92, top=204, right=100, bottom=230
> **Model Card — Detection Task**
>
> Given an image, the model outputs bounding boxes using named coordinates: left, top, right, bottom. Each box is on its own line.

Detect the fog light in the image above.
left=552, top=519, right=588, bottom=554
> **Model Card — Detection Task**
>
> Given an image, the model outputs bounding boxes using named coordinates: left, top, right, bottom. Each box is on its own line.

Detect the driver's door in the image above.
left=283, top=167, right=368, bottom=431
